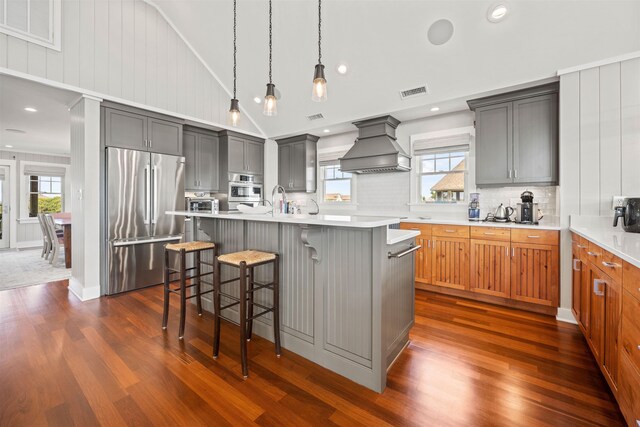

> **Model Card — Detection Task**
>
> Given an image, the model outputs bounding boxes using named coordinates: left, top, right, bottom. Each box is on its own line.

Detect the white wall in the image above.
left=558, top=55, right=640, bottom=309
left=0, top=149, right=70, bottom=247
left=0, top=0, right=261, bottom=136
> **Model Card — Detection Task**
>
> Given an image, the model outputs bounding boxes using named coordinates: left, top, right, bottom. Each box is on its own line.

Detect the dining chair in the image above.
left=44, top=214, right=64, bottom=267
left=37, top=213, right=52, bottom=259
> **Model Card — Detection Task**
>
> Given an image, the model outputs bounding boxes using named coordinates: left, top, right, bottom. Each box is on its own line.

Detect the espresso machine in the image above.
left=515, top=190, right=540, bottom=224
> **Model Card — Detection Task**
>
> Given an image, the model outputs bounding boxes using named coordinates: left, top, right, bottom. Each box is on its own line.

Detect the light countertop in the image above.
left=570, top=215, right=640, bottom=269
left=167, top=210, right=399, bottom=229
left=399, top=217, right=561, bottom=230
left=387, top=229, right=420, bottom=245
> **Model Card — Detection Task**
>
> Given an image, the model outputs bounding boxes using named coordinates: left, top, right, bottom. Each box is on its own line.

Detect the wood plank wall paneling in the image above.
left=0, top=0, right=262, bottom=135
left=599, top=63, right=622, bottom=215
left=621, top=58, right=640, bottom=196
left=579, top=68, right=600, bottom=216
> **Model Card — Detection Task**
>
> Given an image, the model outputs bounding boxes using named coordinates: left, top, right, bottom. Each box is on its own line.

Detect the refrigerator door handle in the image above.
left=112, top=235, right=182, bottom=247
left=152, top=166, right=158, bottom=224
left=144, top=165, right=151, bottom=225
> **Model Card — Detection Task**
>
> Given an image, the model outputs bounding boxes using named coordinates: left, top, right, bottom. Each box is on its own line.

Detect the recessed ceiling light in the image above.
left=487, top=3, right=509, bottom=22
left=323, top=129, right=330, bottom=133
left=430, top=107, right=440, bottom=112
left=5, top=128, right=26, bottom=134
left=5, top=145, right=13, bottom=148
left=336, top=64, right=348, bottom=75
left=253, top=97, right=262, bottom=104
left=24, top=107, right=37, bottom=112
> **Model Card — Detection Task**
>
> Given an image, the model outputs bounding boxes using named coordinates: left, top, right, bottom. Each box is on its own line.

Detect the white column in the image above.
left=69, top=95, right=102, bottom=301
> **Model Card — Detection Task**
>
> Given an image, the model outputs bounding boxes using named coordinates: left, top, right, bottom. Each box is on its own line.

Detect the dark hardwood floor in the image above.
left=0, top=281, right=624, bottom=426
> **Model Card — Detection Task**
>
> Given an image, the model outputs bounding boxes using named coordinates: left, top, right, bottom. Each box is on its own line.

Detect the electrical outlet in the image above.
left=612, top=196, right=625, bottom=209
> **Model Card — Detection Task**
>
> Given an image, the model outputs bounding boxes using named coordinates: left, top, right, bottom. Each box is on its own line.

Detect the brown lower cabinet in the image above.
left=400, top=223, right=560, bottom=311
left=571, top=232, right=639, bottom=426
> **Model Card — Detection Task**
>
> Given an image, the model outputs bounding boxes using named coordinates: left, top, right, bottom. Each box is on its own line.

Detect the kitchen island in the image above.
left=167, top=211, right=419, bottom=392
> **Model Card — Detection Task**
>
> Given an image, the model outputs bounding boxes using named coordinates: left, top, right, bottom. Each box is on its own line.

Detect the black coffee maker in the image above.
left=515, top=191, right=539, bottom=224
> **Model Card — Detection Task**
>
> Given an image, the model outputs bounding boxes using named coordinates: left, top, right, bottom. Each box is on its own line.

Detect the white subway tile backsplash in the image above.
left=478, top=186, right=557, bottom=216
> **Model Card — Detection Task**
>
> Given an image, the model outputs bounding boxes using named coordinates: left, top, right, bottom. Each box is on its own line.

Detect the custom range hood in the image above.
left=339, top=115, right=411, bottom=174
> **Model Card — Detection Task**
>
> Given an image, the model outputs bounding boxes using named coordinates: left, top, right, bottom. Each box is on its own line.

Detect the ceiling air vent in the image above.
left=306, top=113, right=324, bottom=121
left=399, top=85, right=429, bottom=100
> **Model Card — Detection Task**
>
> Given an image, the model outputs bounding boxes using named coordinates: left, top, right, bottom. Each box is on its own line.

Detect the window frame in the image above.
left=319, top=164, right=355, bottom=205
left=27, top=174, right=64, bottom=217
left=19, top=161, right=70, bottom=222
left=0, top=0, right=62, bottom=51
left=417, top=151, right=468, bottom=204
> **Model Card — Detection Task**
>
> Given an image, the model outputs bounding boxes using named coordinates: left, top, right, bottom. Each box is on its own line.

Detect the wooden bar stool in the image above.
left=213, top=250, right=281, bottom=378
left=162, top=241, right=216, bottom=340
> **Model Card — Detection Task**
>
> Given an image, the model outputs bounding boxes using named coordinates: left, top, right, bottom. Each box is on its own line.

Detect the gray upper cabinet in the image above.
left=103, top=105, right=183, bottom=156
left=468, top=83, right=559, bottom=187
left=276, top=134, right=319, bottom=192
left=184, top=129, right=219, bottom=192
left=219, top=131, right=265, bottom=177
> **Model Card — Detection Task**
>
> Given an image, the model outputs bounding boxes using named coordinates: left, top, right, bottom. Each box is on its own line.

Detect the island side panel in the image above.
left=244, top=221, right=279, bottom=328
left=322, top=227, right=373, bottom=368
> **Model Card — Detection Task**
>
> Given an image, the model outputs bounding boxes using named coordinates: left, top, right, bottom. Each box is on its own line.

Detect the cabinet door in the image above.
left=183, top=131, right=198, bottom=190
left=245, top=140, right=264, bottom=175
left=512, top=94, right=558, bottom=184
left=278, top=144, right=290, bottom=188
left=198, top=134, right=219, bottom=191
left=148, top=118, right=182, bottom=156
left=589, top=266, right=606, bottom=364
left=431, top=237, right=469, bottom=290
left=104, top=108, right=147, bottom=150
left=289, top=142, right=307, bottom=191
left=580, top=262, right=591, bottom=334
left=510, top=243, right=559, bottom=306
left=475, top=102, right=513, bottom=186
left=603, top=277, right=621, bottom=390
left=571, top=246, right=582, bottom=324
left=227, top=137, right=246, bottom=173
left=415, top=236, right=431, bottom=285
left=470, top=239, right=510, bottom=298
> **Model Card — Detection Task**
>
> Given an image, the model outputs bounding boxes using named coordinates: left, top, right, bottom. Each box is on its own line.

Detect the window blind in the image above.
left=318, top=148, right=350, bottom=167
left=23, top=165, right=66, bottom=177
left=413, top=133, right=471, bottom=156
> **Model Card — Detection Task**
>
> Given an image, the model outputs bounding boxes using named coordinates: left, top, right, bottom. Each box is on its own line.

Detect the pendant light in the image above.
left=311, top=0, right=327, bottom=102
left=263, top=0, right=277, bottom=116
left=228, top=0, right=240, bottom=126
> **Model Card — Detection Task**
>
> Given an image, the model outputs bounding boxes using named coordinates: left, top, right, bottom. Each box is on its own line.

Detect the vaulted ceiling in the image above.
left=155, top=0, right=639, bottom=138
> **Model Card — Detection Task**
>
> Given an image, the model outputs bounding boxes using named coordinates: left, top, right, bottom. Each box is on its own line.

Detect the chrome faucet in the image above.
left=271, top=185, right=287, bottom=215
left=309, top=199, right=320, bottom=215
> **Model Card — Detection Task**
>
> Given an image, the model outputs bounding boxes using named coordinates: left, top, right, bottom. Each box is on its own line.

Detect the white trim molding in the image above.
left=557, top=50, right=640, bottom=76
left=556, top=308, right=578, bottom=325
left=0, top=159, right=18, bottom=249
left=68, top=277, right=101, bottom=301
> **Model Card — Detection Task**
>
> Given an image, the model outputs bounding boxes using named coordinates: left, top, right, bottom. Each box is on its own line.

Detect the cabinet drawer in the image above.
left=599, top=250, right=623, bottom=284
left=510, top=229, right=558, bottom=245
left=618, top=352, right=640, bottom=426
left=470, top=226, right=510, bottom=241
left=400, top=222, right=432, bottom=236
left=587, top=241, right=605, bottom=263
left=579, top=236, right=590, bottom=261
left=622, top=290, right=640, bottom=374
left=623, top=261, right=640, bottom=300
left=432, top=225, right=469, bottom=238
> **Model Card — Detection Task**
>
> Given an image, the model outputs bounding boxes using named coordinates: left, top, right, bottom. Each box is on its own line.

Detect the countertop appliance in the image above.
left=515, top=190, right=542, bottom=224
left=221, top=173, right=263, bottom=211
left=494, top=204, right=514, bottom=222
left=106, top=147, right=185, bottom=294
left=613, top=197, right=640, bottom=232
left=187, top=196, right=219, bottom=214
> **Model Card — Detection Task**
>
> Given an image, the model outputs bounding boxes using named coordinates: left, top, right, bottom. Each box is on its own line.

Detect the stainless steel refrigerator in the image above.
left=106, top=147, right=185, bottom=294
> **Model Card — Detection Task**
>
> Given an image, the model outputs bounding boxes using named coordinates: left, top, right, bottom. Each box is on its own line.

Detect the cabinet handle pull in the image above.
left=573, top=259, right=581, bottom=271
left=149, top=140, right=152, bottom=148
left=444, top=230, right=456, bottom=233
left=587, top=251, right=599, bottom=257
left=577, top=244, right=587, bottom=249
left=527, top=235, right=540, bottom=239
left=484, top=232, right=495, bottom=235
left=514, top=169, right=518, bottom=179
left=512, top=247, right=515, bottom=257
left=593, top=279, right=605, bottom=296
left=601, top=261, right=617, bottom=268
left=508, top=169, right=512, bottom=179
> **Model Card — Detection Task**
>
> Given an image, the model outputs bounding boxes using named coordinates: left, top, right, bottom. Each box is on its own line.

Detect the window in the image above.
left=419, top=151, right=467, bottom=203
left=27, top=175, right=63, bottom=217
left=321, top=165, right=352, bottom=203
left=0, top=0, right=62, bottom=50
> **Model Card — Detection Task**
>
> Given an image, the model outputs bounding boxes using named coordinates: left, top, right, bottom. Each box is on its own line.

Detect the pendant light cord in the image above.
left=317, top=0, right=322, bottom=64
left=268, top=0, right=272, bottom=84
left=233, top=0, right=237, bottom=98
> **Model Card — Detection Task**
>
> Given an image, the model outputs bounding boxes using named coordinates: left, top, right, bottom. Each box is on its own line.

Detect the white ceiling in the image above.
left=155, top=0, right=640, bottom=139
left=0, top=75, right=79, bottom=155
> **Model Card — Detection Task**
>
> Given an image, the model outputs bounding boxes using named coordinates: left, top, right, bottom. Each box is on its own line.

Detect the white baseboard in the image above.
left=16, top=240, right=42, bottom=249
left=68, top=277, right=101, bottom=301
left=556, top=307, right=578, bottom=324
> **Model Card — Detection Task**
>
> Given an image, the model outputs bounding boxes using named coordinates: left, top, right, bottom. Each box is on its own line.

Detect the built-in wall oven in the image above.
left=227, top=173, right=262, bottom=210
